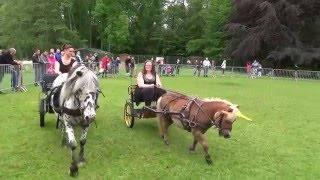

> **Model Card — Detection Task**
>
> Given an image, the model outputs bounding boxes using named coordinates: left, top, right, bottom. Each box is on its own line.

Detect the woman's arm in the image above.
left=155, top=74, right=162, bottom=88
left=72, top=61, right=78, bottom=68
left=54, top=61, right=61, bottom=74
left=137, top=72, right=154, bottom=88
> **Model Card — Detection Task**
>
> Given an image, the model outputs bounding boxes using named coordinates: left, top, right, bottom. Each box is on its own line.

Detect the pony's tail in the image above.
left=157, top=96, right=164, bottom=136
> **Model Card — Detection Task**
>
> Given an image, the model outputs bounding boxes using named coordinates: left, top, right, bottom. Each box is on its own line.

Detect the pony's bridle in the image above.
left=191, top=98, right=224, bottom=130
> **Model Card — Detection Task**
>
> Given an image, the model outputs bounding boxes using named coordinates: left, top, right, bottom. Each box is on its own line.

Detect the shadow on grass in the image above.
left=216, top=81, right=243, bottom=86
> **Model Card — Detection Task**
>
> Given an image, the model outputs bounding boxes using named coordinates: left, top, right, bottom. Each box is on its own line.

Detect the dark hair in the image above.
left=142, top=60, right=156, bottom=76
left=61, top=43, right=73, bottom=51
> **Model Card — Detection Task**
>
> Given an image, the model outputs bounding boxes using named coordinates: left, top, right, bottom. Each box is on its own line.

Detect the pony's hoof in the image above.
left=205, top=155, right=213, bottom=165
left=78, top=157, right=86, bottom=167
left=78, top=161, right=86, bottom=167
left=164, top=140, right=170, bottom=145
left=69, top=163, right=78, bottom=177
left=189, top=149, right=196, bottom=154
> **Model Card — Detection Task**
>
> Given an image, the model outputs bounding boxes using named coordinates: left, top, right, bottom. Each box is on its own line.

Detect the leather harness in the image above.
left=161, top=93, right=223, bottom=130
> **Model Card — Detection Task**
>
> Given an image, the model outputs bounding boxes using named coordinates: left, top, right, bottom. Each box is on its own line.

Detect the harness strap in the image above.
left=161, top=92, right=217, bottom=129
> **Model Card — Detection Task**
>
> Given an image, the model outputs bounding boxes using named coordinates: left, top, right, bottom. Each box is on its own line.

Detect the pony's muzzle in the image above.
left=84, top=110, right=96, bottom=122
left=219, top=129, right=231, bottom=139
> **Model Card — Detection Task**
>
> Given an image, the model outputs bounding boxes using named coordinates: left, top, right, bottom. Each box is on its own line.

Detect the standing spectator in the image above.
left=0, top=49, right=2, bottom=56
left=203, top=58, right=211, bottom=77
left=32, top=49, right=43, bottom=86
left=157, top=58, right=165, bottom=76
left=251, top=60, right=259, bottom=78
left=193, top=60, right=201, bottom=77
left=221, top=60, right=226, bottom=76
left=125, top=55, right=131, bottom=74
left=75, top=51, right=82, bottom=63
left=40, top=50, right=49, bottom=73
left=84, top=55, right=89, bottom=63
left=176, top=58, right=180, bottom=75
left=47, top=52, right=56, bottom=74
left=99, top=54, right=109, bottom=77
left=110, top=56, right=115, bottom=75
left=193, top=60, right=199, bottom=76
left=55, top=48, right=62, bottom=61
left=114, top=56, right=121, bottom=74
left=257, top=63, right=262, bottom=77
left=294, top=64, right=298, bottom=81
left=130, top=57, right=135, bottom=77
left=94, top=53, right=99, bottom=71
left=246, top=61, right=252, bottom=78
left=0, top=48, right=22, bottom=91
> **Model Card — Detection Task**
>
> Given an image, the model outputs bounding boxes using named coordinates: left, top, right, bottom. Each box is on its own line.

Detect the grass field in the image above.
left=0, top=71, right=320, bottom=179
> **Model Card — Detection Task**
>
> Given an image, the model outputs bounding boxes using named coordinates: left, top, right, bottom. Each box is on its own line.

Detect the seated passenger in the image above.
left=135, top=60, right=166, bottom=106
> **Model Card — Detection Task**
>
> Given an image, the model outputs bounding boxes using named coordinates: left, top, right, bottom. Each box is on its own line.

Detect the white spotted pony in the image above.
left=50, top=64, right=100, bottom=176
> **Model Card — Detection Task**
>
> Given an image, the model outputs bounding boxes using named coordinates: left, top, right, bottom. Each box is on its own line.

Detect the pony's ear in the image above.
left=214, top=111, right=223, bottom=120
left=76, top=71, right=83, bottom=77
left=222, top=110, right=229, bottom=115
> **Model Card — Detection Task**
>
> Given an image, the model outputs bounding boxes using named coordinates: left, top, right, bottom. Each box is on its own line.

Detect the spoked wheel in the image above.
left=124, top=102, right=135, bottom=128
left=39, top=99, right=46, bottom=127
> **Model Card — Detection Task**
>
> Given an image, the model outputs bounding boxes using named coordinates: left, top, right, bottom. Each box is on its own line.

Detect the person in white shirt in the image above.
left=221, top=60, right=226, bottom=76
left=203, top=58, right=211, bottom=77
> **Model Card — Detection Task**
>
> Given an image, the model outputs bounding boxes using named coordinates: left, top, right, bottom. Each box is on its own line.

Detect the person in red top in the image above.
left=100, top=54, right=109, bottom=77
left=246, top=61, right=252, bottom=78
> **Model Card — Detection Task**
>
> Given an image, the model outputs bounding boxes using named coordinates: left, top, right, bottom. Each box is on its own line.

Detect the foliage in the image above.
left=226, top=0, right=320, bottom=66
left=0, top=0, right=318, bottom=67
left=94, top=0, right=130, bottom=53
left=186, top=0, right=231, bottom=57
left=0, top=0, right=82, bottom=58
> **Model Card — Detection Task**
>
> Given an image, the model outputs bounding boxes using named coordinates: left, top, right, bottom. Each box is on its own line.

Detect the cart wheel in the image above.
left=39, top=99, right=46, bottom=127
left=124, top=102, right=135, bottom=128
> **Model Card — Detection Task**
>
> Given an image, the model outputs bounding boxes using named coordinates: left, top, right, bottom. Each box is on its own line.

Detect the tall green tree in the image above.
left=94, top=0, right=130, bottom=53
left=186, top=0, right=231, bottom=57
left=129, top=0, right=165, bottom=54
left=226, top=0, right=320, bottom=66
left=0, top=0, right=82, bottom=58
left=163, top=2, right=188, bottom=55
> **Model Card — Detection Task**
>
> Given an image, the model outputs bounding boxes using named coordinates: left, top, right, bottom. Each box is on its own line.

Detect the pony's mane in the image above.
left=202, top=97, right=233, bottom=105
left=167, top=90, right=235, bottom=106
left=203, top=97, right=240, bottom=113
left=60, top=65, right=99, bottom=104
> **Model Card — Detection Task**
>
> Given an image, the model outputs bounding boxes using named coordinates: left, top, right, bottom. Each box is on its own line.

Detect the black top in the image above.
left=125, top=58, right=131, bottom=65
left=0, top=52, right=18, bottom=65
left=58, top=59, right=75, bottom=73
left=143, top=74, right=156, bottom=85
left=32, top=54, right=43, bottom=64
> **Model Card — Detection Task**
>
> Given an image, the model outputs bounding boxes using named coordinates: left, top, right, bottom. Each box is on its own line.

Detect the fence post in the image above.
left=231, top=67, right=234, bottom=78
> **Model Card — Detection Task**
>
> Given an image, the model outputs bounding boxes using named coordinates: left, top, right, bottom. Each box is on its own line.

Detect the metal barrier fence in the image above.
left=151, top=64, right=320, bottom=81
left=1, top=63, right=319, bottom=93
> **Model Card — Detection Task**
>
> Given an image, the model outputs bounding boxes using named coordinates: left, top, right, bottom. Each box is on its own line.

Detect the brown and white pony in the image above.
left=157, top=91, right=251, bottom=165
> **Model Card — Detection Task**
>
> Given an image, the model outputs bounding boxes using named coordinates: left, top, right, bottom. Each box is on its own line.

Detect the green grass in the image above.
left=0, top=71, right=320, bottom=179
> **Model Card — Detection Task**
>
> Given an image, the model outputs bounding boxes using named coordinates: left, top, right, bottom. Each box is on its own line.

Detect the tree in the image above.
left=94, top=0, right=130, bottom=52
left=226, top=0, right=320, bottom=66
left=186, top=0, right=231, bottom=57
left=0, top=0, right=82, bottom=58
